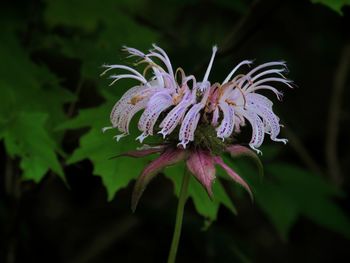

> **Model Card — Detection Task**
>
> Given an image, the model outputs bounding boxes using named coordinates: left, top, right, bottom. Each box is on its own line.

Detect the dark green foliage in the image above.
left=1, top=0, right=350, bottom=262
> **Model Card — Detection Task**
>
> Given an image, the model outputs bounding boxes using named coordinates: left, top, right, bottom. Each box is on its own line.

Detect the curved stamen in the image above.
left=108, top=74, right=148, bottom=86
left=222, top=60, right=253, bottom=84
left=203, top=45, right=218, bottom=83
left=245, top=61, right=287, bottom=79
left=100, top=64, right=144, bottom=79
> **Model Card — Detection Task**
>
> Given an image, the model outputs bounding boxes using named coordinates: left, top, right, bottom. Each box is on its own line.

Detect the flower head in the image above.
left=102, top=45, right=292, bottom=208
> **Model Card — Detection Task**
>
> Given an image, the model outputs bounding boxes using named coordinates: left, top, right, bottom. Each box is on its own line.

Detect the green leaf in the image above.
left=236, top=161, right=350, bottom=239
left=3, top=113, right=63, bottom=182
left=166, top=163, right=236, bottom=221
left=267, top=164, right=350, bottom=238
left=0, top=31, right=73, bottom=182
left=254, top=182, right=299, bottom=240
left=43, top=0, right=159, bottom=79
left=62, top=102, right=153, bottom=200
left=311, top=0, right=350, bottom=14
left=0, top=32, right=74, bottom=127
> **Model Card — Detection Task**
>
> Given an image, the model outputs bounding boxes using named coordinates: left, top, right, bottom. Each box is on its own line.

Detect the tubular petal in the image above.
left=216, top=102, right=235, bottom=140
left=240, top=110, right=264, bottom=153
left=246, top=93, right=273, bottom=109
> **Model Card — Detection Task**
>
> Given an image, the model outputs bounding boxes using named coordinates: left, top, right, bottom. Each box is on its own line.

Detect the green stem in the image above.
left=167, top=169, right=190, bottom=263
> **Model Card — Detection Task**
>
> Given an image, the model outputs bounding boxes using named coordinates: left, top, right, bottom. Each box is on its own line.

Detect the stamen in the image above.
left=100, top=64, right=144, bottom=79
left=109, top=74, right=147, bottom=86
left=222, top=60, right=253, bottom=84
left=203, top=45, right=218, bottom=83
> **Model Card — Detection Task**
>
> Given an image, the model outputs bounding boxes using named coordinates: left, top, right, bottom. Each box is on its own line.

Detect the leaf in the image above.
left=233, top=160, right=350, bottom=239
left=61, top=102, right=154, bottom=200
left=311, top=0, right=350, bottom=14
left=0, top=31, right=73, bottom=182
left=0, top=32, right=74, bottom=128
left=43, top=0, right=159, bottom=79
left=267, top=164, right=350, bottom=238
left=166, top=163, right=237, bottom=221
left=3, top=113, right=63, bottom=182
left=254, top=182, right=299, bottom=240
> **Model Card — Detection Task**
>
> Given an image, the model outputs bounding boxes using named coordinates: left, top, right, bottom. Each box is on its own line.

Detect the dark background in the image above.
left=1, top=0, right=350, bottom=262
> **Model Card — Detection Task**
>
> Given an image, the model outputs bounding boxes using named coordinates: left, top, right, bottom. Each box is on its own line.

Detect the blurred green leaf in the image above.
left=266, top=164, right=350, bottom=238
left=254, top=181, right=299, bottom=240
left=0, top=31, right=73, bottom=181
left=0, top=33, right=74, bottom=127
left=43, top=0, right=159, bottom=79
left=249, top=162, right=350, bottom=239
left=3, top=113, right=63, bottom=182
left=311, top=0, right=350, bottom=14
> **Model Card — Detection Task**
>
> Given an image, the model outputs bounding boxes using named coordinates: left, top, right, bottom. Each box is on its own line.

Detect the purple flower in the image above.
left=102, top=45, right=292, bottom=206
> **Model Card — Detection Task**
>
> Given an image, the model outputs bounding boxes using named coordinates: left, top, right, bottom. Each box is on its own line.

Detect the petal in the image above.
left=239, top=110, right=265, bottom=153
left=159, top=90, right=194, bottom=137
left=246, top=93, right=273, bottom=109
left=186, top=149, right=216, bottom=197
left=110, top=85, right=152, bottom=126
left=211, top=107, right=219, bottom=126
left=247, top=103, right=287, bottom=144
left=131, top=148, right=187, bottom=211
left=226, top=145, right=263, bottom=178
left=118, top=98, right=149, bottom=133
left=213, top=156, right=253, bottom=199
left=138, top=91, right=173, bottom=135
left=178, top=103, right=203, bottom=148
left=216, top=102, right=235, bottom=140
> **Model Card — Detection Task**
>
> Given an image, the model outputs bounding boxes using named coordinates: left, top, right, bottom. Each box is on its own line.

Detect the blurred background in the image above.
left=1, top=0, right=350, bottom=262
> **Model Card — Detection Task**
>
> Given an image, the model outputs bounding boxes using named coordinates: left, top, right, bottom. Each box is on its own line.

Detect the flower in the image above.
left=102, top=45, right=291, bottom=208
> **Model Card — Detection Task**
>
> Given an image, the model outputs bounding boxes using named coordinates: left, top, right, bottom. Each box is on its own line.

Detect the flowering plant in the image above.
left=102, top=44, right=291, bottom=263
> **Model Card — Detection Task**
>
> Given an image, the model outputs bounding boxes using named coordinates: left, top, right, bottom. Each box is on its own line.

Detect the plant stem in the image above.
left=167, top=169, right=190, bottom=263
left=326, top=44, right=350, bottom=186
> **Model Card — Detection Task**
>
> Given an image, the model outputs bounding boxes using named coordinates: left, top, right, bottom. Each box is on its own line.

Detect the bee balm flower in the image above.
left=102, top=45, right=293, bottom=263
left=102, top=45, right=291, bottom=208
